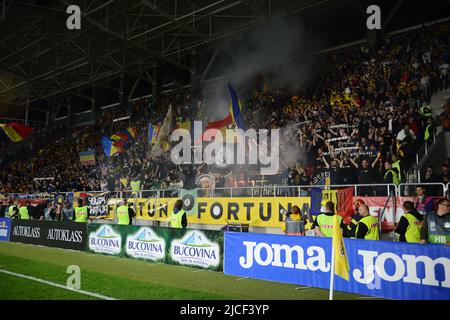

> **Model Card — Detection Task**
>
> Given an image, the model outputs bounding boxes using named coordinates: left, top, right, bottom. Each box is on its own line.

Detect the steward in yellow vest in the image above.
left=355, top=204, right=379, bottom=240
left=424, top=119, right=434, bottom=142
left=74, top=198, right=89, bottom=223
left=116, top=199, right=131, bottom=225
left=395, top=201, right=423, bottom=243
left=384, top=161, right=400, bottom=185
left=312, top=201, right=343, bottom=237
left=170, top=199, right=187, bottom=229
left=19, top=202, right=30, bottom=220
left=130, top=179, right=141, bottom=197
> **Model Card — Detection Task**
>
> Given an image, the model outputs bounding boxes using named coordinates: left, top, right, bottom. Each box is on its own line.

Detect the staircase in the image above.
left=410, top=89, right=450, bottom=182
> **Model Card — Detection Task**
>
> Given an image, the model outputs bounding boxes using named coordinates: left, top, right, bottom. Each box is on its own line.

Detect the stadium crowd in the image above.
left=0, top=22, right=449, bottom=197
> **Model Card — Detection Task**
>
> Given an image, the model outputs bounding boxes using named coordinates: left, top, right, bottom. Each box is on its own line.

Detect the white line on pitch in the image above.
left=0, top=268, right=117, bottom=300
left=236, top=277, right=248, bottom=281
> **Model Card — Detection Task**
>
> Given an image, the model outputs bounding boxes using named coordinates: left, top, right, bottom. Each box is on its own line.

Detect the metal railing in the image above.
left=3, top=183, right=448, bottom=201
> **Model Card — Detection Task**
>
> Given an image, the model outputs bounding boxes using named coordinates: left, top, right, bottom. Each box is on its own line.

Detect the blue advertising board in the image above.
left=224, top=232, right=450, bottom=300
left=0, top=218, right=11, bottom=242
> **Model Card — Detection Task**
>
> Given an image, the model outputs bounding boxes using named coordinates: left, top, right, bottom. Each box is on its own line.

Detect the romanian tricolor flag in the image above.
left=101, top=136, right=123, bottom=158
left=110, top=127, right=137, bottom=142
left=148, top=123, right=161, bottom=144
left=79, top=150, right=96, bottom=166
left=201, top=82, right=246, bottom=142
left=0, top=122, right=34, bottom=142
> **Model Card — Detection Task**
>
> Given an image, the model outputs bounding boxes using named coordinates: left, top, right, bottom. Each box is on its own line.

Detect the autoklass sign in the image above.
left=9, top=219, right=87, bottom=251
left=0, top=218, right=11, bottom=242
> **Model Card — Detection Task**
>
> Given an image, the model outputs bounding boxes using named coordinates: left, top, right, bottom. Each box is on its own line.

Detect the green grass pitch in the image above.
left=0, top=242, right=376, bottom=300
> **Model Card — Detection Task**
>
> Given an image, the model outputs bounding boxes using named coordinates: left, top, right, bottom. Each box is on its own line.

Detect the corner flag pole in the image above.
left=329, top=237, right=335, bottom=300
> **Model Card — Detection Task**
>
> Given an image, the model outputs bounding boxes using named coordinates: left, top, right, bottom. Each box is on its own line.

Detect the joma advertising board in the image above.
left=224, top=232, right=450, bottom=300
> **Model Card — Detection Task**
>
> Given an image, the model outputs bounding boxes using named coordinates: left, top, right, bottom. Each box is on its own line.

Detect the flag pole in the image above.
left=329, top=237, right=335, bottom=300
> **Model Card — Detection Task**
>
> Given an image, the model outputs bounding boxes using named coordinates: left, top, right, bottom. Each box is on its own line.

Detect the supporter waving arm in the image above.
left=371, top=151, right=381, bottom=168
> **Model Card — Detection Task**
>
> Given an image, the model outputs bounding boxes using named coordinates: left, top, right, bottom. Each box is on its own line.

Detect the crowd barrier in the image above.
left=224, top=232, right=450, bottom=300
left=2, top=183, right=447, bottom=200
left=1, top=217, right=449, bottom=300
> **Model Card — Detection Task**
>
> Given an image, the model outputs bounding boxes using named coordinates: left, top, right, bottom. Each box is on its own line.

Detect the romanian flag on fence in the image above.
left=332, top=214, right=350, bottom=280
left=310, top=187, right=353, bottom=223
left=148, top=123, right=161, bottom=144
left=79, top=150, right=96, bottom=166
left=0, top=122, right=34, bottom=142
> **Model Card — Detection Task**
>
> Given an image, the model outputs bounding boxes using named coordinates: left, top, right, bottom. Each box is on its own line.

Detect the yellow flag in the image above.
left=120, top=178, right=128, bottom=189
left=332, top=214, right=349, bottom=281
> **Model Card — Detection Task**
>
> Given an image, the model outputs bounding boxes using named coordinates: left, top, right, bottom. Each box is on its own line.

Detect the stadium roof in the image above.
left=0, top=0, right=449, bottom=119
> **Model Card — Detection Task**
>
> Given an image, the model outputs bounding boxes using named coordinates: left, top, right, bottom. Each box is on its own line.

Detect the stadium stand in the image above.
left=0, top=21, right=449, bottom=197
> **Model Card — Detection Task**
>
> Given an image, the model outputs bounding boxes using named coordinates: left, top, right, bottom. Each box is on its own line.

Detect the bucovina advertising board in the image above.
left=224, top=232, right=450, bottom=300
left=87, top=224, right=224, bottom=271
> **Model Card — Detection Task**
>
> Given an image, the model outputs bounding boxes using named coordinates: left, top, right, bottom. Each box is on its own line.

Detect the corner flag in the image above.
left=329, top=214, right=350, bottom=300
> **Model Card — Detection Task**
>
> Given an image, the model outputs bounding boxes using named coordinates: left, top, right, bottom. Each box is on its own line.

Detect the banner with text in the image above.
left=224, top=232, right=450, bottom=300
left=124, top=197, right=311, bottom=228
left=87, top=224, right=223, bottom=271
left=9, top=219, right=87, bottom=251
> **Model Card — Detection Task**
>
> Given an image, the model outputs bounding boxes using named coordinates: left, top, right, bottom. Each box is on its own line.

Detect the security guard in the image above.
left=424, top=118, right=434, bottom=142
left=344, top=199, right=365, bottom=238
left=392, top=155, right=402, bottom=182
left=420, top=105, right=433, bottom=118
left=7, top=201, right=19, bottom=219
left=312, top=201, right=344, bottom=237
left=420, top=198, right=450, bottom=245
left=74, top=198, right=89, bottom=223
left=395, top=201, right=423, bottom=243
left=170, top=199, right=187, bottom=229
left=116, top=199, right=131, bottom=225
left=130, top=178, right=141, bottom=198
left=19, top=201, right=30, bottom=220
left=384, top=161, right=400, bottom=185
left=282, top=206, right=307, bottom=235
left=355, top=204, right=379, bottom=240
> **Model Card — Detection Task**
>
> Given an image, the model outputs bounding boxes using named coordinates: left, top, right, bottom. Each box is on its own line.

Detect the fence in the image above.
left=3, top=183, right=448, bottom=201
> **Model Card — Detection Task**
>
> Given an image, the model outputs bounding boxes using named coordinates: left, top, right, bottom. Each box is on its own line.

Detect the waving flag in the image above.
left=79, top=150, right=96, bottom=166
left=148, top=123, right=161, bottom=144
left=227, top=82, right=246, bottom=131
left=0, top=122, right=34, bottom=142
left=200, top=82, right=246, bottom=143
left=151, top=105, right=173, bottom=155
left=101, top=136, right=122, bottom=158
